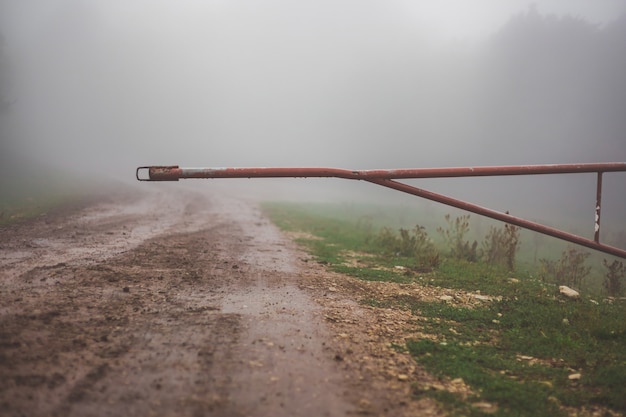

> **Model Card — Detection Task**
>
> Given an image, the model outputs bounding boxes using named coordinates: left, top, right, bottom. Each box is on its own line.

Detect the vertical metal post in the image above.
left=595, top=172, right=603, bottom=243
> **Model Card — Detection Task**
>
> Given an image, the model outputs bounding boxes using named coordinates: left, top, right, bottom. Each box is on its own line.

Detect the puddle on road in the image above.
left=219, top=200, right=354, bottom=416
left=222, top=278, right=354, bottom=417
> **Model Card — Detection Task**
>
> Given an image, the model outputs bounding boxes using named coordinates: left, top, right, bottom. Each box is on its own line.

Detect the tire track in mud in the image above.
left=0, top=188, right=356, bottom=417
left=0, top=187, right=217, bottom=283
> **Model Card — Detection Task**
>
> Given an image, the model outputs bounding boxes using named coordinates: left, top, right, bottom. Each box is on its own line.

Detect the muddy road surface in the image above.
left=0, top=186, right=442, bottom=417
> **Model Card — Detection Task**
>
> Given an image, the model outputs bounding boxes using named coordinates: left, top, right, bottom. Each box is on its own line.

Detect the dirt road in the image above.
left=0, top=185, right=442, bottom=416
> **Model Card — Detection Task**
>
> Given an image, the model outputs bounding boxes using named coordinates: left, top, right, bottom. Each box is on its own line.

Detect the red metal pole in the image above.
left=137, top=163, right=626, bottom=181
left=136, top=162, right=626, bottom=259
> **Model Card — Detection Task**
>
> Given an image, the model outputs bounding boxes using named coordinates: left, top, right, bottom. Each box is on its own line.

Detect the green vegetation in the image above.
left=482, top=219, right=521, bottom=271
left=0, top=192, right=76, bottom=225
left=437, top=214, right=479, bottom=262
left=539, top=247, right=591, bottom=288
left=262, top=201, right=626, bottom=417
left=0, top=170, right=110, bottom=226
left=603, top=259, right=625, bottom=297
left=369, top=225, right=440, bottom=269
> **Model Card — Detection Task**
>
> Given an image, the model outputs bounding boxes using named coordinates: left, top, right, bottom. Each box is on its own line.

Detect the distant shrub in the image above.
left=482, top=220, right=521, bottom=271
left=372, top=225, right=439, bottom=269
left=437, top=214, right=478, bottom=262
left=539, top=246, right=590, bottom=288
left=603, top=259, right=625, bottom=297
left=372, top=227, right=401, bottom=254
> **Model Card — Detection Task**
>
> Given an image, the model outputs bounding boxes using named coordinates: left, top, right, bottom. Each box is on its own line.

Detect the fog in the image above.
left=1, top=0, right=625, bottom=233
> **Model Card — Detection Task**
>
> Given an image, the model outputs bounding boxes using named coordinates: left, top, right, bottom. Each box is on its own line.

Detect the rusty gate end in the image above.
left=136, top=163, right=626, bottom=259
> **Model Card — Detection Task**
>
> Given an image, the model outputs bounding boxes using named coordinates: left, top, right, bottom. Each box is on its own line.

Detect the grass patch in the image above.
left=0, top=167, right=125, bottom=226
left=409, top=294, right=626, bottom=415
left=0, top=193, right=80, bottom=225
left=263, top=201, right=626, bottom=416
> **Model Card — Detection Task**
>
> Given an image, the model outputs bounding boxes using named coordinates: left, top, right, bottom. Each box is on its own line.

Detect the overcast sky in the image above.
left=3, top=1, right=626, bottom=41
left=1, top=0, right=625, bottom=229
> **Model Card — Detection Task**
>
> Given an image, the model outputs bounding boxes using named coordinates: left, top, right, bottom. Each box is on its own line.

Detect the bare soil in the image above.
left=0, top=185, right=445, bottom=417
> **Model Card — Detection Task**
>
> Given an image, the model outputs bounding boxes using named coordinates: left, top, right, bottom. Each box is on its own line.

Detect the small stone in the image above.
left=472, top=402, right=495, bottom=411
left=472, top=294, right=492, bottom=301
left=559, top=286, right=580, bottom=299
left=397, top=374, right=409, bottom=381
left=439, top=295, right=453, bottom=301
left=568, top=373, right=581, bottom=380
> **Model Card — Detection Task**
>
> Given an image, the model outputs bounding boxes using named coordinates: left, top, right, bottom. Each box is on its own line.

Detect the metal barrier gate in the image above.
left=136, top=163, right=626, bottom=259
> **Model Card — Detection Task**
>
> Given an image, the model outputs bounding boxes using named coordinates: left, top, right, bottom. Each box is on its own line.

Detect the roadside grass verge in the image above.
left=0, top=193, right=80, bottom=225
left=262, top=202, right=626, bottom=417
left=0, top=171, right=122, bottom=226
